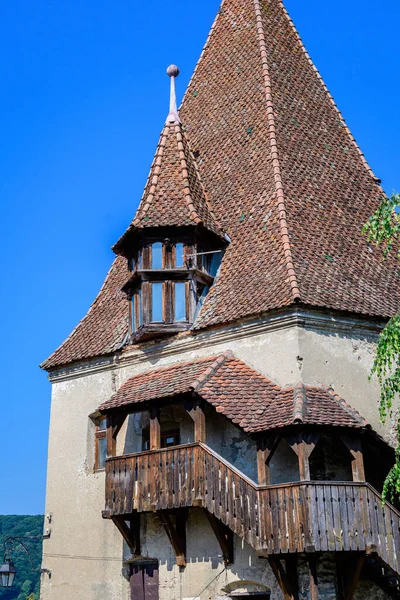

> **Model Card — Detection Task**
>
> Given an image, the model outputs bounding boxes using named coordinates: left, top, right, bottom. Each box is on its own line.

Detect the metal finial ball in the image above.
left=167, top=65, right=180, bottom=78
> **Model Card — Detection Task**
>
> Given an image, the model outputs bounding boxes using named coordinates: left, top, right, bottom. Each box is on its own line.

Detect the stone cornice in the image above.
left=48, top=308, right=385, bottom=383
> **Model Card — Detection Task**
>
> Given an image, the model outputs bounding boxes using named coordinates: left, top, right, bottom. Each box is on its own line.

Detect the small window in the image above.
left=132, top=289, right=143, bottom=331
left=142, top=429, right=180, bottom=451
left=175, top=282, right=186, bottom=321
left=95, top=417, right=107, bottom=470
left=151, top=243, right=163, bottom=269
left=151, top=283, right=164, bottom=322
left=175, top=243, right=184, bottom=267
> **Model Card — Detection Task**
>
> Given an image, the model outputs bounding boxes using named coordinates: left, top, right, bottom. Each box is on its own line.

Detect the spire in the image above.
left=112, top=65, right=224, bottom=256
left=166, top=64, right=181, bottom=124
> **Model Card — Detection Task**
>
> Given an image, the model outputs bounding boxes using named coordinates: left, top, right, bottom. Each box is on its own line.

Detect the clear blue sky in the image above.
left=1, top=0, right=399, bottom=515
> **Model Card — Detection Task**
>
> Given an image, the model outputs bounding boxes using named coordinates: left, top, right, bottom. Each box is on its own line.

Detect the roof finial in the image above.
left=166, top=65, right=181, bottom=124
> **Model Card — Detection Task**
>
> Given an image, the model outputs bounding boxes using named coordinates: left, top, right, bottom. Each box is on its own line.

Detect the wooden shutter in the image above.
left=131, top=561, right=159, bottom=600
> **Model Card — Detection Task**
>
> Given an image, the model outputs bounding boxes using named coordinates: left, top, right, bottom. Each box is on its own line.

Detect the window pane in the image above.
left=152, top=283, right=163, bottom=322
left=132, top=297, right=136, bottom=331
left=152, top=243, right=163, bottom=269
left=138, top=289, right=143, bottom=327
left=137, top=249, right=142, bottom=270
left=175, top=243, right=184, bottom=267
left=175, top=282, right=186, bottom=321
left=97, top=437, right=106, bottom=469
left=97, top=417, right=107, bottom=432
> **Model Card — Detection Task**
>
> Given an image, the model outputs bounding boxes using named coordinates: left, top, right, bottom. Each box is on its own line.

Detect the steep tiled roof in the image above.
left=112, top=121, right=224, bottom=255
left=99, top=352, right=367, bottom=433
left=43, top=0, right=400, bottom=369
left=41, top=257, right=129, bottom=371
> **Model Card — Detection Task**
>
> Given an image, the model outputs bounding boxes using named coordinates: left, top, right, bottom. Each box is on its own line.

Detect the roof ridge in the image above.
left=132, top=125, right=170, bottom=227
left=180, top=2, right=226, bottom=108
left=252, top=0, right=300, bottom=302
left=40, top=257, right=127, bottom=370
left=175, top=124, right=202, bottom=226
left=190, top=350, right=233, bottom=392
left=293, top=382, right=306, bottom=424
left=278, top=1, right=381, bottom=186
left=174, top=123, right=223, bottom=233
left=322, top=385, right=369, bottom=428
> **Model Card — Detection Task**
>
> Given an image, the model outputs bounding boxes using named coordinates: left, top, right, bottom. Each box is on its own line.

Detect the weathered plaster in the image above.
left=41, top=312, right=393, bottom=599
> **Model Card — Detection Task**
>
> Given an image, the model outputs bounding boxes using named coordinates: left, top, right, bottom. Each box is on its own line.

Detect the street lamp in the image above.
left=0, top=535, right=51, bottom=589
left=0, top=559, right=17, bottom=587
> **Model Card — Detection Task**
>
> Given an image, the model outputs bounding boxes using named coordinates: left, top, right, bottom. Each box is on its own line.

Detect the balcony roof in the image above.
left=99, top=351, right=368, bottom=434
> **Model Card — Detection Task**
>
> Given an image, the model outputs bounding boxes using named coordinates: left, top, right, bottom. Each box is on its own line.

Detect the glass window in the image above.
left=152, top=283, right=163, bottom=322
left=137, top=249, right=142, bottom=270
left=97, top=437, right=107, bottom=469
left=175, top=243, right=184, bottom=267
left=95, top=417, right=107, bottom=470
left=175, top=282, right=186, bottom=321
left=138, top=289, right=142, bottom=326
left=152, top=243, right=163, bottom=269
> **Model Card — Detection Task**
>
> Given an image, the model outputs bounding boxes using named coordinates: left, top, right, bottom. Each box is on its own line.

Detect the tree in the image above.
left=363, top=192, right=400, bottom=501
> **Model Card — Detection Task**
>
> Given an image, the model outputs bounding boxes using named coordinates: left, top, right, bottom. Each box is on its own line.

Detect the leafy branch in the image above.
left=364, top=193, right=400, bottom=502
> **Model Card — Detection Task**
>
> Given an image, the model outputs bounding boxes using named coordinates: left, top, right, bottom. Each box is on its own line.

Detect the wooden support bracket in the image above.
left=205, top=511, right=234, bottom=564
left=106, top=413, right=127, bottom=458
left=187, top=397, right=206, bottom=443
left=308, top=554, right=319, bottom=600
left=257, top=435, right=280, bottom=485
left=340, top=435, right=366, bottom=483
left=336, top=553, right=365, bottom=600
left=158, top=510, right=187, bottom=567
left=287, top=431, right=321, bottom=481
left=268, top=555, right=298, bottom=600
left=112, top=513, right=141, bottom=556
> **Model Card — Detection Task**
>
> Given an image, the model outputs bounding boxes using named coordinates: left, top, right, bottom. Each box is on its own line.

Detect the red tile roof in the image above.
left=113, top=122, right=224, bottom=255
left=98, top=352, right=367, bottom=433
left=43, top=0, right=400, bottom=370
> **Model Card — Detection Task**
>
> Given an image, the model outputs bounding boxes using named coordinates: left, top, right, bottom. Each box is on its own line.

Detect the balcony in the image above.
left=104, top=442, right=400, bottom=575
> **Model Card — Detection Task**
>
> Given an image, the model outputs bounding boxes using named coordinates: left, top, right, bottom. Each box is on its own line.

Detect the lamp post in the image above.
left=0, top=535, right=50, bottom=589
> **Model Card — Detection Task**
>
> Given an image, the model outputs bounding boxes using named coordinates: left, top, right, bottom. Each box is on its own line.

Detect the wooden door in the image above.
left=131, top=561, right=159, bottom=600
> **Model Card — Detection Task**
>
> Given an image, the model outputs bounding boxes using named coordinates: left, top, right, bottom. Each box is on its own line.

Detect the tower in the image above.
left=41, top=1, right=400, bottom=599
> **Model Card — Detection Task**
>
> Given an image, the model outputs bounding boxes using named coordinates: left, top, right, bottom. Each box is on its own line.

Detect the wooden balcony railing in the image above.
left=105, top=443, right=400, bottom=574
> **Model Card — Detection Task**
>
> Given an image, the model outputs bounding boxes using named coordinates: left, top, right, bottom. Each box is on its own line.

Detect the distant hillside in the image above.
left=0, top=515, right=44, bottom=600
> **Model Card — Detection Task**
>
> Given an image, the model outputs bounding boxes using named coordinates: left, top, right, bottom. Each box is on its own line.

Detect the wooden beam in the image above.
left=341, top=435, right=366, bottom=482
left=257, top=435, right=280, bottom=485
left=187, top=397, right=206, bottom=443
left=336, top=553, right=365, bottom=600
left=106, top=414, right=127, bottom=458
left=268, top=556, right=298, bottom=600
left=112, top=514, right=141, bottom=556
left=158, top=510, right=186, bottom=567
left=287, top=432, right=320, bottom=482
left=150, top=406, right=161, bottom=451
left=204, top=511, right=234, bottom=564
left=308, top=555, right=319, bottom=600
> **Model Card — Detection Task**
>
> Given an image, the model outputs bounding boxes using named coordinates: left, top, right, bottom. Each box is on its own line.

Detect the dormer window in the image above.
left=112, top=67, right=227, bottom=343
left=124, top=234, right=223, bottom=341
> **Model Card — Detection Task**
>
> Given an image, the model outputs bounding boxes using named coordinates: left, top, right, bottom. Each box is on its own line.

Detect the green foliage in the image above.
left=363, top=193, right=400, bottom=257
left=0, top=516, right=44, bottom=600
left=364, top=193, right=400, bottom=502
